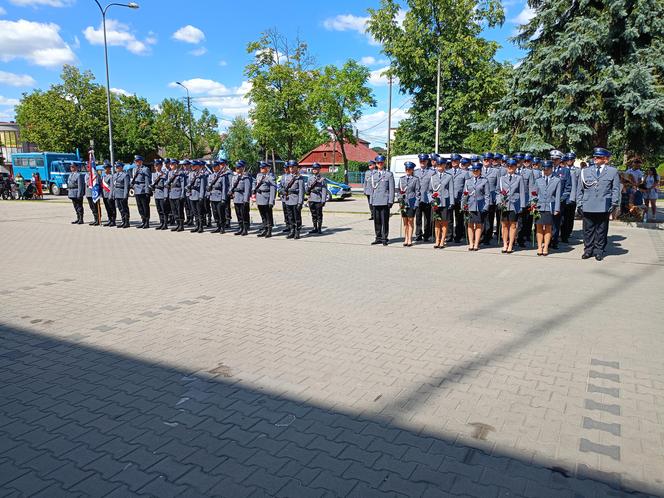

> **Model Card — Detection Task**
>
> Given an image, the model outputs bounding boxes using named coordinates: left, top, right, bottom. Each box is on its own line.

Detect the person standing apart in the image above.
left=498, top=159, right=525, bottom=254
left=534, top=161, right=561, bottom=256
left=414, top=154, right=434, bottom=242
left=306, top=163, right=328, bottom=235
left=369, top=155, right=395, bottom=246
left=576, top=148, right=621, bottom=261
left=112, top=162, right=130, bottom=228
left=67, top=163, right=85, bottom=224
left=399, top=162, right=420, bottom=247
left=463, top=162, right=490, bottom=251
left=429, top=157, right=454, bottom=249
left=101, top=161, right=116, bottom=227
left=254, top=161, right=277, bottom=238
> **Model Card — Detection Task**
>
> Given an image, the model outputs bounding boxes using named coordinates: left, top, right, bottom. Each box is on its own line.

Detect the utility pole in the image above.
left=435, top=54, right=441, bottom=154
left=386, top=73, right=393, bottom=170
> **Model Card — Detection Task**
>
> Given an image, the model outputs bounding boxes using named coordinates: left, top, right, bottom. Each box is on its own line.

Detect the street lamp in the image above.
left=93, top=0, right=140, bottom=169
left=175, top=81, right=195, bottom=157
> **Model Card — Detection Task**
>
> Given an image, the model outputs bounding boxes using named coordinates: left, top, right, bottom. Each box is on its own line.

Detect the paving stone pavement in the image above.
left=1, top=199, right=663, bottom=498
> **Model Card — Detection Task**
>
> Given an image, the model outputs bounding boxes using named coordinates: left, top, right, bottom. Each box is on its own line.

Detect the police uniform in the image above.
left=150, top=159, right=169, bottom=230
left=369, top=155, right=395, bottom=246
left=168, top=161, right=187, bottom=232
left=448, top=155, right=469, bottom=242
left=577, top=148, right=621, bottom=261
left=101, top=164, right=116, bottom=226
left=67, top=167, right=85, bottom=224
left=187, top=162, right=208, bottom=233
left=254, top=162, right=277, bottom=237
left=208, top=160, right=231, bottom=233
left=363, top=162, right=376, bottom=220
left=112, top=163, right=131, bottom=228
left=83, top=169, right=100, bottom=226
left=414, top=154, right=434, bottom=241
left=131, top=155, right=152, bottom=229
left=230, top=161, right=252, bottom=236
left=306, top=166, right=328, bottom=234
left=280, top=161, right=305, bottom=239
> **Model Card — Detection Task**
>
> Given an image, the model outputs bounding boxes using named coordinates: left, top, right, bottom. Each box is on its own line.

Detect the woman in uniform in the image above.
left=429, top=157, right=454, bottom=248
left=463, top=162, right=491, bottom=251
left=534, top=160, right=561, bottom=256
left=398, top=161, right=420, bottom=247
left=497, top=159, right=525, bottom=253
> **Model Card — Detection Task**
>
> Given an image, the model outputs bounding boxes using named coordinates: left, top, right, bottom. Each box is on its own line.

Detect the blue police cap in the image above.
left=374, top=155, right=386, bottom=163
left=460, top=157, right=470, bottom=164
left=236, top=160, right=246, bottom=168
left=483, top=152, right=494, bottom=159
left=134, top=155, right=144, bottom=161
left=469, top=162, right=482, bottom=171
left=115, top=161, right=125, bottom=167
left=404, top=161, right=416, bottom=170
left=450, top=153, right=462, bottom=161
left=542, top=160, right=553, bottom=169
left=418, top=153, right=429, bottom=161
left=593, top=147, right=611, bottom=157
left=524, top=153, right=533, bottom=161
left=506, top=159, right=517, bottom=166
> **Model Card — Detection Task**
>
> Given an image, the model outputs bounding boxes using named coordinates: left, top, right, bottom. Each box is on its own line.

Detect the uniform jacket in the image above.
left=254, top=172, right=277, bottom=206
left=102, top=173, right=114, bottom=199
left=132, top=165, right=152, bottom=195
left=230, top=173, right=252, bottom=204
left=368, top=169, right=395, bottom=207
left=414, top=167, right=434, bottom=203
left=306, top=174, right=328, bottom=204
left=67, top=171, right=85, bottom=199
left=363, top=170, right=375, bottom=195
left=167, top=170, right=186, bottom=199
left=463, top=175, right=491, bottom=212
left=535, top=175, right=561, bottom=213
left=208, top=170, right=230, bottom=202
left=151, top=171, right=168, bottom=200
left=280, top=174, right=305, bottom=206
left=497, top=173, right=526, bottom=212
left=398, top=175, right=421, bottom=208
left=428, top=171, right=455, bottom=208
left=576, top=165, right=621, bottom=213
left=112, top=171, right=130, bottom=199
left=187, top=171, right=207, bottom=201
left=448, top=167, right=469, bottom=202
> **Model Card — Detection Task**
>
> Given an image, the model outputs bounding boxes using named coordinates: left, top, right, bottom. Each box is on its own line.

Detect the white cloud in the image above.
left=172, top=25, right=205, bottom=44
left=9, top=0, right=73, bottom=6
left=356, top=107, right=410, bottom=146
left=189, top=46, right=207, bottom=57
left=168, top=78, right=252, bottom=119
left=218, top=60, right=228, bottom=67
left=0, top=95, right=20, bottom=106
left=83, top=19, right=155, bottom=55
left=111, top=87, right=131, bottom=96
left=0, top=70, right=36, bottom=87
left=0, top=19, right=76, bottom=67
left=511, top=5, right=535, bottom=25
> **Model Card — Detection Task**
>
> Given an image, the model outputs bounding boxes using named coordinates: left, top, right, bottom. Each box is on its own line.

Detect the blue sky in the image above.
left=0, top=0, right=532, bottom=147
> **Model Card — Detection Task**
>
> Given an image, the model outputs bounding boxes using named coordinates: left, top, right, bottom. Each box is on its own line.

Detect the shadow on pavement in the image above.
left=0, top=323, right=657, bottom=497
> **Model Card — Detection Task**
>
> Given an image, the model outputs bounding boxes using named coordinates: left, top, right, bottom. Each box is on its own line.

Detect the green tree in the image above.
left=222, top=116, right=260, bottom=167
left=153, top=99, right=221, bottom=158
left=245, top=29, right=322, bottom=161
left=490, top=0, right=664, bottom=158
left=366, top=0, right=508, bottom=154
left=311, top=60, right=376, bottom=183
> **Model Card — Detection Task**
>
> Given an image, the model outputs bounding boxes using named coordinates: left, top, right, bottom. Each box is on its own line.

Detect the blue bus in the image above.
left=11, top=151, right=80, bottom=195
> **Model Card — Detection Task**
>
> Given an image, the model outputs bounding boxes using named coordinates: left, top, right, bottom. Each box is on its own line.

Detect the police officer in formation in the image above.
left=280, top=160, right=305, bottom=239
left=101, top=161, right=116, bottom=227
left=207, top=159, right=230, bottom=233
left=306, top=162, right=328, bottom=235
left=112, top=162, right=130, bottom=228
left=67, top=162, right=85, bottom=224
left=230, top=160, right=252, bottom=236
left=368, top=155, right=395, bottom=246
left=414, top=154, right=434, bottom=242
left=130, top=155, right=152, bottom=229
left=253, top=161, right=277, bottom=237
left=150, top=158, right=169, bottom=230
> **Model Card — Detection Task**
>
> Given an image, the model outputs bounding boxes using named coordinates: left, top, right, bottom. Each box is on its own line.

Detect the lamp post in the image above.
left=176, top=81, right=195, bottom=157
left=92, top=1, right=139, bottom=170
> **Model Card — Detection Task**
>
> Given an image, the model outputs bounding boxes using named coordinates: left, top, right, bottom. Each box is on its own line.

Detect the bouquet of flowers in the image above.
left=398, top=190, right=407, bottom=216
left=431, top=191, right=443, bottom=221
left=497, top=189, right=509, bottom=212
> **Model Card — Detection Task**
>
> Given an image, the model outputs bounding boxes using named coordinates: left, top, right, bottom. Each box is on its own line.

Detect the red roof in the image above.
left=299, top=138, right=375, bottom=166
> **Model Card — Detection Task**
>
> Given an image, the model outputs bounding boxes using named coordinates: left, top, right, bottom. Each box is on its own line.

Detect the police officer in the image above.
left=208, top=159, right=229, bottom=233
left=112, top=161, right=130, bottom=228
left=414, top=154, right=434, bottom=242
left=280, top=160, right=305, bottom=239
left=131, top=155, right=151, bottom=229
left=101, top=161, right=116, bottom=227
left=363, top=160, right=376, bottom=220
left=561, top=152, right=578, bottom=242
left=550, top=149, right=571, bottom=249
left=151, top=159, right=169, bottom=230
left=230, top=160, right=252, bottom=236
left=84, top=164, right=100, bottom=226
left=254, top=161, right=277, bottom=237
left=168, top=160, right=186, bottom=232
left=369, top=155, right=395, bottom=246
left=67, top=162, right=85, bottom=224
left=306, top=162, right=328, bottom=235
left=577, top=147, right=621, bottom=261
left=187, top=161, right=207, bottom=233
left=448, top=153, right=468, bottom=243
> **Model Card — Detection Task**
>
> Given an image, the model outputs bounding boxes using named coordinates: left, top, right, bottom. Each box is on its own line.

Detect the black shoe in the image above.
left=595, top=254, right=604, bottom=261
